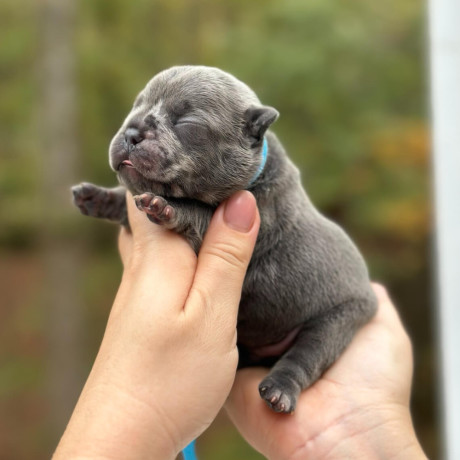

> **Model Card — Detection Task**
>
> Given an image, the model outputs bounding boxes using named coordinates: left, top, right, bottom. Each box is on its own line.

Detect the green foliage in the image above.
left=1, top=0, right=428, bottom=276
left=66, top=0, right=428, bottom=278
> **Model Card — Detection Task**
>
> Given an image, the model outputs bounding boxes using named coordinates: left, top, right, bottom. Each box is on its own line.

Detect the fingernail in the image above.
left=224, top=191, right=257, bottom=232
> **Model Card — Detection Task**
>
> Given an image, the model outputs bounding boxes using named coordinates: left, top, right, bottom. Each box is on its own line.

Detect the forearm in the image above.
left=52, top=318, right=177, bottom=460
left=53, top=380, right=175, bottom=460
left=53, top=273, right=181, bottom=460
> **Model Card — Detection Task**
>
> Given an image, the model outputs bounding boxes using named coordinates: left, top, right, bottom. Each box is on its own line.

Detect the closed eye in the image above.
left=175, top=117, right=204, bottom=126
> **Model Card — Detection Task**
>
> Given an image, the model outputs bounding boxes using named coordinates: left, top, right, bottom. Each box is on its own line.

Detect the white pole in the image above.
left=429, top=1, right=460, bottom=459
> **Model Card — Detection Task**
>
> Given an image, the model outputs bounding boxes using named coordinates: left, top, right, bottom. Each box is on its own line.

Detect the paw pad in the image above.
left=72, top=182, right=101, bottom=216
left=133, top=193, right=175, bottom=225
left=259, top=377, right=298, bottom=414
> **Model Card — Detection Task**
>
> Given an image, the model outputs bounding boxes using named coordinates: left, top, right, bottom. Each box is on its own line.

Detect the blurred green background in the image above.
left=0, top=0, right=435, bottom=458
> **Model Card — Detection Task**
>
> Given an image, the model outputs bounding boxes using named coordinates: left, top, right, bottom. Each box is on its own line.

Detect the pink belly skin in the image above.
left=250, top=325, right=302, bottom=359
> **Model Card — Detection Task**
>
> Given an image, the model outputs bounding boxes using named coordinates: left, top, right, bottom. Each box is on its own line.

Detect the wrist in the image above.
left=53, top=377, right=177, bottom=460
left=296, top=404, right=427, bottom=460
left=53, top=307, right=182, bottom=460
left=53, top=378, right=178, bottom=460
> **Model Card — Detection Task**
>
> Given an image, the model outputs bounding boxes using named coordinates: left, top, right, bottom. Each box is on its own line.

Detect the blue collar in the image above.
left=248, top=137, right=268, bottom=187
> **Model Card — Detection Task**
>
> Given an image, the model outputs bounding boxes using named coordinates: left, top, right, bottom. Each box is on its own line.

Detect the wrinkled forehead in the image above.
left=139, top=67, right=259, bottom=115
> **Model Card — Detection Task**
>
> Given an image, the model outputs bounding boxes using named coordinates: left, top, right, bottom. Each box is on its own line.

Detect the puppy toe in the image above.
left=147, top=196, right=168, bottom=214
left=72, top=183, right=102, bottom=215
left=133, top=193, right=155, bottom=210
left=259, top=377, right=298, bottom=414
left=134, top=194, right=175, bottom=226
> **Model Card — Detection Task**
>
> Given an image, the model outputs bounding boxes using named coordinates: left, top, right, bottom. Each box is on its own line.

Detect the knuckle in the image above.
left=189, top=284, right=214, bottom=312
left=203, top=239, right=248, bottom=271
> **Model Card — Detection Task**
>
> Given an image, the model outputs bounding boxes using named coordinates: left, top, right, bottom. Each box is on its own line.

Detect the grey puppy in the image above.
left=72, top=66, right=377, bottom=413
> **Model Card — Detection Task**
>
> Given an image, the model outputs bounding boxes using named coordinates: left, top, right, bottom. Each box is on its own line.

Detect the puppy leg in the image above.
left=134, top=193, right=214, bottom=252
left=259, top=296, right=377, bottom=413
left=72, top=183, right=128, bottom=226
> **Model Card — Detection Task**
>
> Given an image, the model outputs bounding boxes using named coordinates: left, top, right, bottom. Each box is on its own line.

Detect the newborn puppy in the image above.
left=72, top=66, right=377, bottom=413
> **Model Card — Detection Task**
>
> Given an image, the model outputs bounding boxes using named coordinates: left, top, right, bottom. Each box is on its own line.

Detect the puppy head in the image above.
left=109, top=66, right=279, bottom=204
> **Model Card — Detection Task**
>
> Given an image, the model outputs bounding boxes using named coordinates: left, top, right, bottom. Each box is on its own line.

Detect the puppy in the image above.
left=72, top=66, right=377, bottom=413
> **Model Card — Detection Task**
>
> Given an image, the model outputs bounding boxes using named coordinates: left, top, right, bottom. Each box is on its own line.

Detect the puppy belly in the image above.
left=237, top=324, right=303, bottom=369
left=248, top=325, right=302, bottom=359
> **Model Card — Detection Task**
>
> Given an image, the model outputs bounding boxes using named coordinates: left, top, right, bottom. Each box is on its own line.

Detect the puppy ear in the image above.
left=245, top=106, right=279, bottom=146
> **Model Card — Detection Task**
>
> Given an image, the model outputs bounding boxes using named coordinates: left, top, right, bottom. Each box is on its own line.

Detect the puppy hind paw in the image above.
left=133, top=193, right=175, bottom=225
left=259, top=377, right=298, bottom=414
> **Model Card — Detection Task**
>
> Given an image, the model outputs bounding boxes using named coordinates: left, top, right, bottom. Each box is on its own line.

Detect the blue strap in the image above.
left=248, top=137, right=268, bottom=187
left=182, top=439, right=198, bottom=460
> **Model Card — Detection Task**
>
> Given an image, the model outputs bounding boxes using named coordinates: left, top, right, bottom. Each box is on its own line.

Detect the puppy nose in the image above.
left=124, top=127, right=143, bottom=148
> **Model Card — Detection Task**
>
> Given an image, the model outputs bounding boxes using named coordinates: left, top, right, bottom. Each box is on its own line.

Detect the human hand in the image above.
left=226, top=284, right=428, bottom=460
left=54, top=190, right=260, bottom=460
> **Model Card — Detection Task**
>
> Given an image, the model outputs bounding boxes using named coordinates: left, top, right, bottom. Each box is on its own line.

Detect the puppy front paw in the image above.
left=259, top=375, right=299, bottom=414
left=133, top=193, right=176, bottom=226
left=72, top=182, right=104, bottom=216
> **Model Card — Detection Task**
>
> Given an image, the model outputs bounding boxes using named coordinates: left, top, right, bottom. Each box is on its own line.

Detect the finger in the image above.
left=118, top=225, right=133, bottom=267
left=370, top=282, right=413, bottom=370
left=370, top=283, right=408, bottom=336
left=185, top=191, right=260, bottom=319
left=226, top=368, right=269, bottom=421
left=225, top=368, right=294, bottom=458
left=125, top=191, right=164, bottom=240
left=371, top=282, right=390, bottom=303
left=225, top=368, right=269, bottom=447
left=124, top=191, right=195, bottom=270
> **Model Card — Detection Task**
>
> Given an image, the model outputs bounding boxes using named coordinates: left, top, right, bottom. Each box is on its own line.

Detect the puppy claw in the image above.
left=133, top=193, right=175, bottom=226
left=258, top=377, right=298, bottom=414
left=134, top=196, right=144, bottom=211
left=150, top=196, right=160, bottom=208
left=72, top=182, right=98, bottom=200
left=72, top=182, right=103, bottom=216
left=164, top=206, right=173, bottom=218
left=133, top=193, right=154, bottom=209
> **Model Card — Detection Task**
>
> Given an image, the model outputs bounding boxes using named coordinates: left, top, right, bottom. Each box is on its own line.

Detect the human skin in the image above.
left=225, top=284, right=428, bottom=460
left=54, top=190, right=427, bottom=460
left=54, top=190, right=260, bottom=459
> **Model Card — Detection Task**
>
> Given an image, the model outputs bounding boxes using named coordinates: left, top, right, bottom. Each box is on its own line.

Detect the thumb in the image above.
left=186, top=191, right=260, bottom=319
left=123, top=191, right=196, bottom=270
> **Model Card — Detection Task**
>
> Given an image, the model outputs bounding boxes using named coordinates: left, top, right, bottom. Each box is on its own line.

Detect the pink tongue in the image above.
left=122, top=160, right=134, bottom=167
